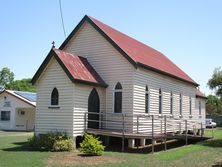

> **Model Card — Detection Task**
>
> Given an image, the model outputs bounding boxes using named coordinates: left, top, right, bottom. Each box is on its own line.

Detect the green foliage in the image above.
left=28, top=131, right=73, bottom=151
left=206, top=95, right=222, bottom=115
left=0, top=67, right=14, bottom=90
left=52, top=139, right=73, bottom=152
left=80, top=133, right=105, bottom=156
left=208, top=67, right=222, bottom=98
left=6, top=78, right=36, bottom=92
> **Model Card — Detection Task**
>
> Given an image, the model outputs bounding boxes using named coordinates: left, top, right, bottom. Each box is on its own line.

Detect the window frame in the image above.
left=189, top=96, right=192, bottom=116
left=180, top=93, right=182, bottom=116
left=49, top=87, right=60, bottom=108
left=159, top=88, right=162, bottom=115
left=113, top=82, right=122, bottom=113
left=145, top=86, right=150, bottom=114
left=1, top=111, right=10, bottom=121
left=199, top=100, right=201, bottom=115
left=170, top=91, right=173, bottom=115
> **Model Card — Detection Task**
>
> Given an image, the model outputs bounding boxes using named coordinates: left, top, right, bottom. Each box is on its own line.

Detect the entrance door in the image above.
left=88, top=88, right=100, bottom=129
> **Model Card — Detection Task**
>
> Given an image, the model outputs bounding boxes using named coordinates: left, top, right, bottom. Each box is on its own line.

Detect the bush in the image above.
left=28, top=134, right=40, bottom=150
left=53, top=139, right=73, bottom=151
left=79, top=133, right=105, bottom=156
left=28, top=131, right=73, bottom=151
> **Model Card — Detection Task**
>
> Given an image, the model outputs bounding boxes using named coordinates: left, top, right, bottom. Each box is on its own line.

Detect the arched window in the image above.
left=180, top=93, right=182, bottom=115
left=199, top=100, right=201, bottom=115
left=159, top=88, right=162, bottom=114
left=51, top=88, right=59, bottom=105
left=189, top=96, right=192, bottom=115
left=170, top=91, right=173, bottom=115
left=114, top=82, right=122, bottom=113
left=145, top=86, right=149, bottom=113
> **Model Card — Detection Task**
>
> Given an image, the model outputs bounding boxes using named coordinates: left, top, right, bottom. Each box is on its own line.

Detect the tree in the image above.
left=6, top=78, right=36, bottom=92
left=206, top=95, right=222, bottom=115
left=0, top=67, right=14, bottom=91
left=208, top=67, right=222, bottom=98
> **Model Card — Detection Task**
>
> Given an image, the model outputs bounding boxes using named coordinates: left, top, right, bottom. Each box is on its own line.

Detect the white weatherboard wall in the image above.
left=64, top=22, right=135, bottom=132
left=35, top=57, right=74, bottom=136
left=0, top=92, right=35, bottom=130
left=73, top=84, right=105, bottom=137
left=133, top=67, right=205, bottom=134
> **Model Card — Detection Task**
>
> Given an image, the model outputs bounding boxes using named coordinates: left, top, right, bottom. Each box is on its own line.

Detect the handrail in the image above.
left=77, top=111, right=205, bottom=136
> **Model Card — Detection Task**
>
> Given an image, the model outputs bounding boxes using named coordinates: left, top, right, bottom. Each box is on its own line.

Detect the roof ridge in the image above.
left=59, top=15, right=198, bottom=86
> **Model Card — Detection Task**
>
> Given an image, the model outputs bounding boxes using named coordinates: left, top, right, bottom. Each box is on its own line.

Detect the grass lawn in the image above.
left=0, top=128, right=222, bottom=167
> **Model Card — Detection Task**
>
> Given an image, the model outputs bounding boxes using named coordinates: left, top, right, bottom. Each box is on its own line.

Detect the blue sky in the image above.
left=0, top=0, right=221, bottom=95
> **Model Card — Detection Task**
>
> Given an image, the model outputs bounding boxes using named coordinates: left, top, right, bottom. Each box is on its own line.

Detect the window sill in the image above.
left=189, top=115, right=193, bottom=118
left=169, top=114, right=174, bottom=118
left=0, top=120, right=10, bottom=122
left=199, top=115, right=202, bottom=118
left=179, top=115, right=183, bottom=118
left=48, top=106, right=60, bottom=109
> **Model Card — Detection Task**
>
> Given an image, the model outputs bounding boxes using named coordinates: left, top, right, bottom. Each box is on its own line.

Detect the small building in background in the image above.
left=0, top=90, right=36, bottom=131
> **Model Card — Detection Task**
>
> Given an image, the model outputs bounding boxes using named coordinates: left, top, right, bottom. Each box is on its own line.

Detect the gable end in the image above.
left=59, top=15, right=137, bottom=69
left=31, top=49, right=107, bottom=88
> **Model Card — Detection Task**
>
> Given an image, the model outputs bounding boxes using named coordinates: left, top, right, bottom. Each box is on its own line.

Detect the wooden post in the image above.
left=137, top=115, right=139, bottom=133
left=164, top=115, right=167, bottom=134
left=161, top=120, right=163, bottom=134
left=185, top=120, right=188, bottom=145
left=152, top=139, right=155, bottom=153
left=179, top=122, right=181, bottom=134
left=212, top=126, right=214, bottom=138
left=152, top=115, right=154, bottom=153
left=122, top=113, right=125, bottom=152
left=164, top=115, right=167, bottom=151
left=164, top=139, right=167, bottom=151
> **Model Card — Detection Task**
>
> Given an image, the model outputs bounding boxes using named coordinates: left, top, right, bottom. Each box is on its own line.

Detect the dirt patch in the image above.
left=48, top=151, right=123, bottom=166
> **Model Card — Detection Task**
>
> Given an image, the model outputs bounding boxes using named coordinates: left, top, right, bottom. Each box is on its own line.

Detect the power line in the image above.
left=59, top=0, right=66, bottom=38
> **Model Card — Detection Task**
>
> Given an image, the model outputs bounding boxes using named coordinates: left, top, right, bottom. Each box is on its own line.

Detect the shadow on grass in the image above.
left=198, top=139, right=222, bottom=148
left=105, top=139, right=192, bottom=154
left=2, top=141, right=32, bottom=152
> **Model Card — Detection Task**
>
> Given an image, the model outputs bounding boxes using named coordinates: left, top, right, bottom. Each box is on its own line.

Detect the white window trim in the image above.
left=112, top=83, right=123, bottom=114
left=189, top=96, right=192, bottom=116
left=199, top=100, right=201, bottom=115
left=0, top=111, right=11, bottom=121
left=145, top=86, right=150, bottom=114
left=179, top=93, right=183, bottom=116
left=50, top=87, right=59, bottom=107
left=170, top=91, right=173, bottom=115
left=159, top=88, right=163, bottom=115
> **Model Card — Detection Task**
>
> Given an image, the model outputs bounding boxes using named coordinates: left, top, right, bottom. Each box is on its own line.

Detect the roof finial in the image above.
left=52, top=41, right=55, bottom=48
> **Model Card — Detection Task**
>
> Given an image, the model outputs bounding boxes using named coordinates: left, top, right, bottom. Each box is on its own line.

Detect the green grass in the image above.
left=0, top=132, right=53, bottom=167
left=1, top=128, right=222, bottom=167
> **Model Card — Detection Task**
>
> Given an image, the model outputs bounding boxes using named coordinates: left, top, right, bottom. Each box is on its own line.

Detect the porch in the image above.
left=74, top=112, right=212, bottom=152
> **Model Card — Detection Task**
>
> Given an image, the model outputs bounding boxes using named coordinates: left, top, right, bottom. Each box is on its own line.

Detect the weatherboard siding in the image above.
left=0, top=92, right=35, bottom=130
left=64, top=22, right=134, bottom=132
left=35, top=58, right=74, bottom=136
left=133, top=68, right=204, bottom=133
left=73, top=84, right=105, bottom=136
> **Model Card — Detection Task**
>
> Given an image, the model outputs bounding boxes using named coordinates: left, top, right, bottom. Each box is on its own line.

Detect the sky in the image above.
left=0, top=0, right=221, bottom=95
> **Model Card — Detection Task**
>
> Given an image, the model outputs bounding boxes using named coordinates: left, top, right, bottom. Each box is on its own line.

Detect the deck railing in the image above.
left=75, top=111, right=205, bottom=137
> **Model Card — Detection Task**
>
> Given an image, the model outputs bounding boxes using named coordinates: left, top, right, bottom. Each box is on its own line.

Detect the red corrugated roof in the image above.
left=87, top=16, right=198, bottom=86
left=53, top=48, right=107, bottom=87
left=196, top=89, right=207, bottom=99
